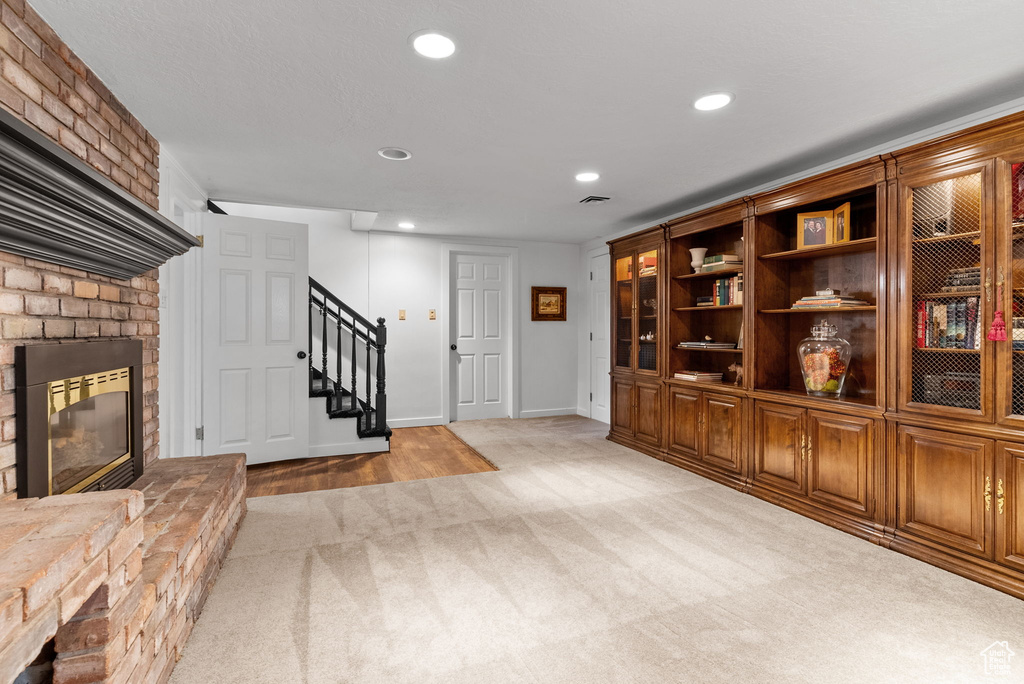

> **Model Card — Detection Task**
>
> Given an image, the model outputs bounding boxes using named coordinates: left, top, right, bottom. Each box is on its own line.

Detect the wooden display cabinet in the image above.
left=606, top=111, right=1024, bottom=599
left=609, top=228, right=665, bottom=451
left=666, top=200, right=748, bottom=389
left=751, top=161, right=885, bottom=408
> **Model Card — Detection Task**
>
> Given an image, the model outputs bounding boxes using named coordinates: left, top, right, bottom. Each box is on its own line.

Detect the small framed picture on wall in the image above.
left=796, top=211, right=833, bottom=250
left=531, top=287, right=567, bottom=321
left=831, top=202, right=851, bottom=244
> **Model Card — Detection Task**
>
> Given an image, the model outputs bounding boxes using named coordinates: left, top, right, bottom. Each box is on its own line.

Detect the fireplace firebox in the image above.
left=16, top=340, right=144, bottom=497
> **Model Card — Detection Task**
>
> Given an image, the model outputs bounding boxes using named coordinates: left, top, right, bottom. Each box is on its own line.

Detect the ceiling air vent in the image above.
left=579, top=195, right=610, bottom=204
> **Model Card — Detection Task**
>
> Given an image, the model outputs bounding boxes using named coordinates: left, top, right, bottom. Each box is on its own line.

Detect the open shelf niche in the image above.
left=751, top=164, right=884, bottom=406
left=667, top=201, right=748, bottom=387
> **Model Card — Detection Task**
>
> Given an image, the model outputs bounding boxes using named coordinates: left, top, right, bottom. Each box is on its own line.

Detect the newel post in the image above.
left=375, top=317, right=387, bottom=430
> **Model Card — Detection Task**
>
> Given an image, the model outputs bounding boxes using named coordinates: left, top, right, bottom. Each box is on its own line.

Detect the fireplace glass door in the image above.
left=48, top=368, right=132, bottom=495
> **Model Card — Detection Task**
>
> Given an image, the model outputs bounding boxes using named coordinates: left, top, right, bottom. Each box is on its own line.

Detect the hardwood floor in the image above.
left=246, top=425, right=498, bottom=497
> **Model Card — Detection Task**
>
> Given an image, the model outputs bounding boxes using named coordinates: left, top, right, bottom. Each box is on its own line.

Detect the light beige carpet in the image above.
left=171, top=416, right=1024, bottom=683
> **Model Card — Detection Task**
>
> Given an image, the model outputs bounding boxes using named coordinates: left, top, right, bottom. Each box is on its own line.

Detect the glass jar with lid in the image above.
left=798, top=319, right=851, bottom=397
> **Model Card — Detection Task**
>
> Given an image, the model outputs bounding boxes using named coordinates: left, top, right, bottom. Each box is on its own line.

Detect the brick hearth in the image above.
left=0, top=454, right=245, bottom=683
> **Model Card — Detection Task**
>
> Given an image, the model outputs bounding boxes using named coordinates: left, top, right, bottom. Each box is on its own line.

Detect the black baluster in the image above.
left=375, top=317, right=387, bottom=433
left=336, top=317, right=342, bottom=400
left=321, top=305, right=328, bottom=394
left=350, top=324, right=357, bottom=411
left=365, top=333, right=371, bottom=426
left=307, top=292, right=313, bottom=376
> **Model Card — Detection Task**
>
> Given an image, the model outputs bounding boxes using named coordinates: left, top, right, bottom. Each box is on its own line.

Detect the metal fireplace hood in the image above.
left=0, top=107, right=199, bottom=280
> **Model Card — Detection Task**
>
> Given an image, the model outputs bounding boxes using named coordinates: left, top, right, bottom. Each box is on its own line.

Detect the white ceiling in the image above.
left=30, top=0, right=1024, bottom=243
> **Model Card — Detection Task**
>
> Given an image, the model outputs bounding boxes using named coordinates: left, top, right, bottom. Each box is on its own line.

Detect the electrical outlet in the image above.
left=429, top=309, right=436, bottom=320
left=398, top=309, right=406, bottom=320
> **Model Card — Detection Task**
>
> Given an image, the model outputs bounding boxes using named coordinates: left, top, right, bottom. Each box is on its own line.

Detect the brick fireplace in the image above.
left=0, top=0, right=163, bottom=501
left=0, top=3, right=248, bottom=683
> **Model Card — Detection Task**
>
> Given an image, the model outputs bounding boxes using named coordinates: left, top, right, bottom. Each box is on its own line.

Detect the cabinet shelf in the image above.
left=919, top=291, right=980, bottom=299
left=674, top=266, right=743, bottom=280
left=760, top=306, right=876, bottom=313
left=754, top=387, right=878, bottom=407
left=913, top=231, right=981, bottom=245
left=674, top=347, right=743, bottom=353
left=913, top=347, right=980, bottom=354
left=759, top=237, right=876, bottom=261
left=673, top=305, right=743, bottom=312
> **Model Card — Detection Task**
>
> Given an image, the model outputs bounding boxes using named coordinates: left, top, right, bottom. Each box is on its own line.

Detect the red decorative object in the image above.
left=989, top=281, right=1008, bottom=342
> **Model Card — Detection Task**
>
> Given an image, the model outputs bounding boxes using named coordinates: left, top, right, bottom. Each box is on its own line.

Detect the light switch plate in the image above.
left=398, top=309, right=406, bottom=320
left=429, top=309, right=436, bottom=320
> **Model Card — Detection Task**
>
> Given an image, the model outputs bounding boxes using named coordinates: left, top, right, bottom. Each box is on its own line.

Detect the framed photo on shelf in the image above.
left=797, top=211, right=833, bottom=249
left=531, top=286, right=567, bottom=321
left=831, top=202, right=851, bottom=244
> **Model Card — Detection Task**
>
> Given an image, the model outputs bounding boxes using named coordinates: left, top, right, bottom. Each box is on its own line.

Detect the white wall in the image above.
left=217, top=203, right=581, bottom=426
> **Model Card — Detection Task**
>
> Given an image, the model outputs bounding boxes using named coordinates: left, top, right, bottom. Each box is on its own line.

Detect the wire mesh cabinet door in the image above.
left=898, top=162, right=995, bottom=422
left=997, top=159, right=1024, bottom=428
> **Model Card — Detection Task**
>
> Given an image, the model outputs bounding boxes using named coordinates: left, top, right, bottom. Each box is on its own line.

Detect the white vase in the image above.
left=689, top=247, right=708, bottom=273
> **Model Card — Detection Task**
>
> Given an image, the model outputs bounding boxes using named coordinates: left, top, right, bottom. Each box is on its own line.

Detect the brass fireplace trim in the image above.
left=47, top=367, right=133, bottom=495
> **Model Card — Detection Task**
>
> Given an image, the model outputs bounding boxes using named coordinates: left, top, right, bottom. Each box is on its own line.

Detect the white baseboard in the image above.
left=518, top=408, right=578, bottom=419
left=308, top=439, right=388, bottom=458
left=576, top=406, right=591, bottom=418
left=386, top=416, right=445, bottom=429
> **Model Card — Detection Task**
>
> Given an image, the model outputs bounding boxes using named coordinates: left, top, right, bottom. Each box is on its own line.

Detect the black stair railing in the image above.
left=308, top=277, right=388, bottom=435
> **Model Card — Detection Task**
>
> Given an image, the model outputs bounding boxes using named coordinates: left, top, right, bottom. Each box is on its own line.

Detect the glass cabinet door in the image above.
left=636, top=249, right=659, bottom=372
left=906, top=170, right=987, bottom=416
left=1003, top=161, right=1024, bottom=422
left=615, top=255, right=633, bottom=369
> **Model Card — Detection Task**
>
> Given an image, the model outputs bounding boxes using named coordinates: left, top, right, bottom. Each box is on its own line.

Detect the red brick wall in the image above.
left=0, top=0, right=162, bottom=499
left=0, top=0, right=160, bottom=208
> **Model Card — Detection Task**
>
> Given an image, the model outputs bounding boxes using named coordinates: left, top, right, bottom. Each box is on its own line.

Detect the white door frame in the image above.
left=158, top=153, right=206, bottom=458
left=441, top=243, right=519, bottom=423
left=587, top=245, right=611, bottom=423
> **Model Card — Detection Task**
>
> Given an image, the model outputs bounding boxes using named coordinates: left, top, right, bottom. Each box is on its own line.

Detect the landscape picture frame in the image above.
left=531, top=286, right=567, bottom=321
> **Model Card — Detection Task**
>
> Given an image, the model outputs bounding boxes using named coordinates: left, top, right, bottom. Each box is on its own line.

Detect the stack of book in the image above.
left=673, top=370, right=724, bottom=382
left=916, top=297, right=980, bottom=349
left=701, top=254, right=742, bottom=272
left=939, top=266, right=981, bottom=293
left=676, top=341, right=737, bottom=349
left=792, top=294, right=869, bottom=308
left=697, top=274, right=743, bottom=306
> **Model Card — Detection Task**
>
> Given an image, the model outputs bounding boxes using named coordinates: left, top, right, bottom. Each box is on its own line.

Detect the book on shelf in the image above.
left=704, top=274, right=743, bottom=306
left=915, top=296, right=980, bottom=349
left=674, top=371, right=724, bottom=382
left=676, top=341, right=737, bottom=349
left=703, top=254, right=742, bottom=265
left=700, top=261, right=741, bottom=273
left=792, top=295, right=869, bottom=308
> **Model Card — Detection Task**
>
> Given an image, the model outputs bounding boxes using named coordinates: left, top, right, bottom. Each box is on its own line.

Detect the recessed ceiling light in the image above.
left=694, top=92, right=734, bottom=111
left=411, top=31, right=456, bottom=59
left=398, top=222, right=415, bottom=230
left=575, top=172, right=600, bottom=182
left=378, top=147, right=412, bottom=161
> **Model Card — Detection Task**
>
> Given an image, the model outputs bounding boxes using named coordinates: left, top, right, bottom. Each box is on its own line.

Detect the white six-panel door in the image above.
left=590, top=252, right=611, bottom=423
left=452, top=253, right=509, bottom=421
left=201, top=213, right=310, bottom=464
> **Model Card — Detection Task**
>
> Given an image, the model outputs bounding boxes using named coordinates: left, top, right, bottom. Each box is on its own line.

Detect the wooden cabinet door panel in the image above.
left=807, top=411, right=873, bottom=517
left=996, top=442, right=1024, bottom=573
left=611, top=378, right=633, bottom=436
left=667, top=388, right=700, bottom=458
left=634, top=381, right=662, bottom=446
left=702, top=393, right=743, bottom=473
left=897, top=425, right=993, bottom=558
left=754, top=402, right=805, bottom=494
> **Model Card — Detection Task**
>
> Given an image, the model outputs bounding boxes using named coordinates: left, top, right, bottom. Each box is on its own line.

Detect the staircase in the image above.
left=308, top=278, right=392, bottom=441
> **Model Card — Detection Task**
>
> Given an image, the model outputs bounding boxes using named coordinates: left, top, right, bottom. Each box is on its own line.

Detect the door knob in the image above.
left=297, top=351, right=307, bottom=359
left=450, top=344, right=457, bottom=351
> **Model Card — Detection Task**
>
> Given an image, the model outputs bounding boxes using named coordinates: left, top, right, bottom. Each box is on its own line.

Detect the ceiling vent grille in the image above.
left=579, top=195, right=610, bottom=204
